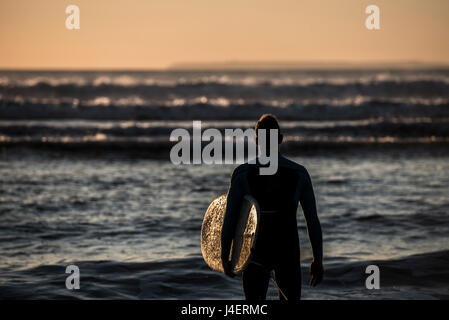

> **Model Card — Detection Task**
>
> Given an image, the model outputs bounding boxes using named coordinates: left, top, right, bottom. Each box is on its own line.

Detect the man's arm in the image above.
left=299, top=168, right=324, bottom=286
left=299, top=168, right=322, bottom=261
left=221, top=167, right=247, bottom=276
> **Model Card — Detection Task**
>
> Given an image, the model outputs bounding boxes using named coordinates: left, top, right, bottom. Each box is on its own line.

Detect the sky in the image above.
left=1, top=0, right=448, bottom=69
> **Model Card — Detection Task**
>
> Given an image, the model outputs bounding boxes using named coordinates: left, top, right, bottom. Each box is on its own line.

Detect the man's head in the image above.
left=254, top=114, right=283, bottom=146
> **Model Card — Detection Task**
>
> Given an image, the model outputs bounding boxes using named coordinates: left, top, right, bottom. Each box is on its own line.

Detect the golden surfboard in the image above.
left=201, top=194, right=260, bottom=275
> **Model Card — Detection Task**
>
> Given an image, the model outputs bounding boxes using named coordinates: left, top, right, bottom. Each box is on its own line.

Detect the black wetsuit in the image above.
left=221, top=155, right=323, bottom=300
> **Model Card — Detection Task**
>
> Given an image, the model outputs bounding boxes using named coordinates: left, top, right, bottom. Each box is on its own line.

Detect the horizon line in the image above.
left=1, top=60, right=449, bottom=72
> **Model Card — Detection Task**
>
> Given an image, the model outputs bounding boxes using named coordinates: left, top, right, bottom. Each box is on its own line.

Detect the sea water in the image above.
left=1, top=69, right=448, bottom=299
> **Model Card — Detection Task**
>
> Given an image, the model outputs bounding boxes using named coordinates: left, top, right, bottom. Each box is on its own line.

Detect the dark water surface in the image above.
left=1, top=70, right=448, bottom=299
left=1, top=151, right=448, bottom=299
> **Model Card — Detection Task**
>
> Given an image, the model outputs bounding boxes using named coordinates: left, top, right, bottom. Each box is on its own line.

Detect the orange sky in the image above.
left=1, top=0, right=448, bottom=69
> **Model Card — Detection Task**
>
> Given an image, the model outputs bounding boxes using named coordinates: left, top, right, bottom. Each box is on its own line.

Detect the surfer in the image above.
left=221, top=114, right=323, bottom=300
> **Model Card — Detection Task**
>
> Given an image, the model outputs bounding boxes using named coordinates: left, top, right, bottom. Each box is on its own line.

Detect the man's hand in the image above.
left=222, top=259, right=235, bottom=278
left=309, top=259, right=324, bottom=287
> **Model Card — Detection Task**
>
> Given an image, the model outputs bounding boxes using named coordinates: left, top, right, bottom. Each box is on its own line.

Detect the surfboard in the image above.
left=201, top=194, right=260, bottom=275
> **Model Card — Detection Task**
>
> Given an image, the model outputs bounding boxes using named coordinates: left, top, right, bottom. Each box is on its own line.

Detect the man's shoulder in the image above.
left=231, top=163, right=253, bottom=180
left=279, top=155, right=308, bottom=175
left=231, top=156, right=309, bottom=179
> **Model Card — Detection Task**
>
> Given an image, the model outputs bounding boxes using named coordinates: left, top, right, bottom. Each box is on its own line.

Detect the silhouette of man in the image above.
left=221, top=114, right=323, bottom=300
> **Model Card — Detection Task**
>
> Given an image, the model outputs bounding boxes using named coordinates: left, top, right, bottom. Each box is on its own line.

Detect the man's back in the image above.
left=248, top=160, right=302, bottom=266
left=221, top=155, right=322, bottom=267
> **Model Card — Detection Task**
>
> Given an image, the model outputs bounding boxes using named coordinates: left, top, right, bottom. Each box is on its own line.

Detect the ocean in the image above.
left=0, top=69, right=448, bottom=299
